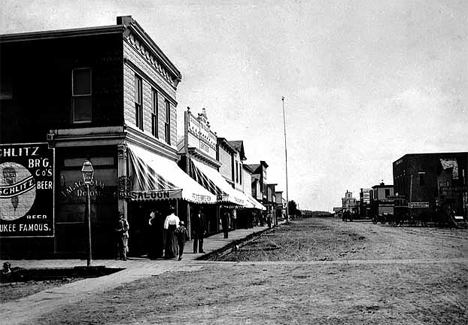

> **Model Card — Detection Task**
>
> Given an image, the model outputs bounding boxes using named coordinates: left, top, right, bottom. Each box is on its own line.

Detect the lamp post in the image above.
left=81, top=160, right=94, bottom=267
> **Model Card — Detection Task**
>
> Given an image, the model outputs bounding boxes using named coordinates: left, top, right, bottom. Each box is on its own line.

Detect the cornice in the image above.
left=217, top=138, right=236, bottom=153
left=188, top=147, right=221, bottom=169
left=0, top=25, right=124, bottom=43
left=125, top=124, right=178, bottom=161
left=47, top=126, right=126, bottom=148
left=122, top=19, right=182, bottom=89
left=124, top=58, right=178, bottom=106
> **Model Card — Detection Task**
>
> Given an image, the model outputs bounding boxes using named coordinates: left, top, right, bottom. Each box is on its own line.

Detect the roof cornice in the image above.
left=121, top=16, right=182, bottom=83
left=0, top=25, right=124, bottom=43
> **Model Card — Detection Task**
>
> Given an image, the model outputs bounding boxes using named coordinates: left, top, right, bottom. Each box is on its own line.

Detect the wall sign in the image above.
left=0, top=143, right=54, bottom=237
left=408, top=202, right=429, bottom=209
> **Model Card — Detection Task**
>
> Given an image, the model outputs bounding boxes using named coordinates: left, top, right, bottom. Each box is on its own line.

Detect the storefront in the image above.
left=124, top=143, right=216, bottom=256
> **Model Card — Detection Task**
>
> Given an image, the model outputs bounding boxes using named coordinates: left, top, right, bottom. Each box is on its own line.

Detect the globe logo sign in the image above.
left=0, top=162, right=37, bottom=221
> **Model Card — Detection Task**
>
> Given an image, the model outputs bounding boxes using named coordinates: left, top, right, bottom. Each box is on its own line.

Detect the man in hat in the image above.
left=115, top=212, right=129, bottom=261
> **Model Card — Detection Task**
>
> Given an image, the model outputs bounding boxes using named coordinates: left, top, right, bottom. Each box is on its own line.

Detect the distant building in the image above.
left=342, top=190, right=357, bottom=214
left=246, top=161, right=269, bottom=204
left=393, top=152, right=468, bottom=221
left=275, top=191, right=284, bottom=224
left=371, top=182, right=394, bottom=216
left=359, top=188, right=372, bottom=218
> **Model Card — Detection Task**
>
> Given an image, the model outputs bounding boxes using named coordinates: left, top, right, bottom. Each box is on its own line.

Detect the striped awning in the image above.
left=242, top=193, right=266, bottom=210
left=127, top=144, right=216, bottom=203
left=188, top=159, right=247, bottom=206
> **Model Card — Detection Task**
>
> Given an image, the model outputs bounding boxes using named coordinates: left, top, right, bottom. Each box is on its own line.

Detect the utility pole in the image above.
left=282, top=96, right=290, bottom=223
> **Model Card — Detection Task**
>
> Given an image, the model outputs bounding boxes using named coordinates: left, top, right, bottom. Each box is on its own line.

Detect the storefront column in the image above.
left=186, top=202, right=192, bottom=239
left=117, top=144, right=128, bottom=219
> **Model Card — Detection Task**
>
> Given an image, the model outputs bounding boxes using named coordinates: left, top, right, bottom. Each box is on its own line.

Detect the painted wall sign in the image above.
left=0, top=143, right=54, bottom=237
left=61, top=178, right=112, bottom=198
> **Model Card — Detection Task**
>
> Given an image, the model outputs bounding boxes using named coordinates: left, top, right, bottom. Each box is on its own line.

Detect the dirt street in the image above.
left=8, top=217, right=468, bottom=324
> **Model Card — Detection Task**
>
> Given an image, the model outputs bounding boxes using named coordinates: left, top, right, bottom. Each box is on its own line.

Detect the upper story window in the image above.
left=164, top=99, right=171, bottom=145
left=419, top=173, right=425, bottom=186
left=385, top=189, right=390, bottom=197
left=151, top=89, right=158, bottom=138
left=235, top=162, right=239, bottom=183
left=240, top=164, right=242, bottom=185
left=0, top=74, right=13, bottom=100
left=135, top=75, right=143, bottom=130
left=72, top=68, right=92, bottom=123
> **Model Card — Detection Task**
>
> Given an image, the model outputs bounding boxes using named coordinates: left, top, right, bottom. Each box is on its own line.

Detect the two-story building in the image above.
left=371, top=182, right=394, bottom=217
left=393, top=152, right=467, bottom=223
left=0, top=16, right=215, bottom=259
left=177, top=107, right=254, bottom=234
left=358, top=188, right=372, bottom=219
left=246, top=161, right=269, bottom=204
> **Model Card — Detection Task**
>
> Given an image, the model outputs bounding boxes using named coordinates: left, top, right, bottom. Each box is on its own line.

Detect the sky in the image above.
left=1, top=0, right=467, bottom=211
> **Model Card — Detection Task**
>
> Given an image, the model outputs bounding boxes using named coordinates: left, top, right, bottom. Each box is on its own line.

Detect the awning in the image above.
left=127, top=144, right=216, bottom=203
left=245, top=193, right=266, bottom=210
left=189, top=159, right=247, bottom=206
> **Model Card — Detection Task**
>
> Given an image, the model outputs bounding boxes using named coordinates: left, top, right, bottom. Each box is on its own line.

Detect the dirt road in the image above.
left=11, top=218, right=468, bottom=324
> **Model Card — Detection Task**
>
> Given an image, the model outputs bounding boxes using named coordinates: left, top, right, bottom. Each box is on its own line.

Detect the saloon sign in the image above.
left=0, top=143, right=54, bottom=237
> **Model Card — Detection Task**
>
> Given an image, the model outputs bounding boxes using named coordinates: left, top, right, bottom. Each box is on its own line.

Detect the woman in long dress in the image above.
left=163, top=207, right=180, bottom=259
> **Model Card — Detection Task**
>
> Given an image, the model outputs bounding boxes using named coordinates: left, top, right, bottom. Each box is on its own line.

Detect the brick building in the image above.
left=0, top=16, right=215, bottom=258
left=393, top=152, right=468, bottom=222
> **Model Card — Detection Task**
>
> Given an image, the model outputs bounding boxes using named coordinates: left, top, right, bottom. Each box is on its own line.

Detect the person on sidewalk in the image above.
left=222, top=210, right=230, bottom=239
left=175, top=221, right=190, bottom=260
left=192, top=210, right=205, bottom=253
left=148, top=209, right=164, bottom=259
left=115, top=212, right=129, bottom=261
left=163, top=207, right=180, bottom=259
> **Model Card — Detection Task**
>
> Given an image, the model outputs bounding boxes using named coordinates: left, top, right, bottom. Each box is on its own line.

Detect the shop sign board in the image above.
left=186, top=111, right=217, bottom=160
left=0, top=143, right=54, bottom=237
left=408, top=202, right=429, bottom=209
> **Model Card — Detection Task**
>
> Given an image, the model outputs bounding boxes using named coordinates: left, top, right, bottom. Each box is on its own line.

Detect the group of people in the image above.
left=116, top=207, right=206, bottom=261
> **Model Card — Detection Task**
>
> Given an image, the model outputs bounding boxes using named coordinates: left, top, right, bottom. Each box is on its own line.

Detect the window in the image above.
left=72, top=68, right=92, bottom=122
left=240, top=164, right=242, bottom=185
left=385, top=189, right=390, bottom=197
left=151, top=89, right=158, bottom=138
left=164, top=99, right=170, bottom=144
left=135, top=75, right=143, bottom=130
left=235, top=162, right=239, bottom=183
left=0, top=74, right=12, bottom=100
left=419, top=173, right=425, bottom=186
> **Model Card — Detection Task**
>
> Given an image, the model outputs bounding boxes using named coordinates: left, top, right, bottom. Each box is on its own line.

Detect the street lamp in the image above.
left=81, top=160, right=94, bottom=267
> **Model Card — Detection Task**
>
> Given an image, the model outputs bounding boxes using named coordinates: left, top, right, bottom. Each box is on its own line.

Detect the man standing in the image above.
left=192, top=210, right=205, bottom=253
left=116, top=212, right=129, bottom=261
left=222, top=210, right=230, bottom=239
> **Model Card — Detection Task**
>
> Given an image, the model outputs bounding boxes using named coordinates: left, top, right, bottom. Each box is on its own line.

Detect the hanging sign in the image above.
left=0, top=143, right=54, bottom=237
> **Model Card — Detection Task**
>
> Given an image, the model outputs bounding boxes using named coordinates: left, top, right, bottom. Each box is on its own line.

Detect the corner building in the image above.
left=0, top=16, right=215, bottom=259
left=393, top=152, right=467, bottom=223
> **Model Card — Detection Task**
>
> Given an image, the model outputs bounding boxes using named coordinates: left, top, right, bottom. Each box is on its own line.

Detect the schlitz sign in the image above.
left=0, top=143, right=54, bottom=237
